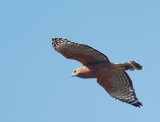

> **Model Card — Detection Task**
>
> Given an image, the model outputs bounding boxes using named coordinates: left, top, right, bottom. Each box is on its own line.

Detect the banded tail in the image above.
left=121, top=61, right=143, bottom=71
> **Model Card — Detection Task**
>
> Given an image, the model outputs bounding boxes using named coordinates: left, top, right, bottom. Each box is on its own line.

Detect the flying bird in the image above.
left=52, top=38, right=143, bottom=107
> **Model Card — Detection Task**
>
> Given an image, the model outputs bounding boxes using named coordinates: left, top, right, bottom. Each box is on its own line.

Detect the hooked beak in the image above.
left=71, top=73, right=74, bottom=77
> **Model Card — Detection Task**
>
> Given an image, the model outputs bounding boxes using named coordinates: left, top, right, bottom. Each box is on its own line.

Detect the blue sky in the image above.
left=0, top=0, right=160, bottom=122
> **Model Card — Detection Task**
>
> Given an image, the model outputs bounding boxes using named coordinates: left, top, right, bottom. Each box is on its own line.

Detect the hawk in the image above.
left=52, top=38, right=143, bottom=107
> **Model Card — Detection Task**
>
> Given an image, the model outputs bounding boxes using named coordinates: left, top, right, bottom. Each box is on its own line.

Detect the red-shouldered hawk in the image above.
left=52, top=38, right=143, bottom=107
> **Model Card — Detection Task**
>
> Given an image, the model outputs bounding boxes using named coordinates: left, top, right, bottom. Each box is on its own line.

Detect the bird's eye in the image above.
left=74, top=70, right=76, bottom=73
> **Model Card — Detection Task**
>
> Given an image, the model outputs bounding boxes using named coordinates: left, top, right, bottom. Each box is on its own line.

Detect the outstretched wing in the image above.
left=97, top=71, right=142, bottom=107
left=52, top=38, right=110, bottom=65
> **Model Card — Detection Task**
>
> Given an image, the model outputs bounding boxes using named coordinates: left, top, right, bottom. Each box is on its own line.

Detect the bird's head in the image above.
left=71, top=67, right=82, bottom=77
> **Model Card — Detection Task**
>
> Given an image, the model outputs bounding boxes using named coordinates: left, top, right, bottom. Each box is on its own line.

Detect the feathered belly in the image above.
left=80, top=63, right=112, bottom=78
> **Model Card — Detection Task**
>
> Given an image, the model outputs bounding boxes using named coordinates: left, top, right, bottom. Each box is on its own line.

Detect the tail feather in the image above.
left=122, top=61, right=143, bottom=71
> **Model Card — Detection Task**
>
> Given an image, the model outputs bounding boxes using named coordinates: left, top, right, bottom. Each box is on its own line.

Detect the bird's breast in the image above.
left=80, top=63, right=112, bottom=78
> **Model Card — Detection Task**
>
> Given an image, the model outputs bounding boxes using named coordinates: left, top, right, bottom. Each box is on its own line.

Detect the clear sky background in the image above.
left=0, top=0, right=160, bottom=122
